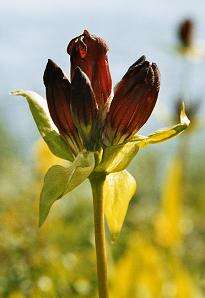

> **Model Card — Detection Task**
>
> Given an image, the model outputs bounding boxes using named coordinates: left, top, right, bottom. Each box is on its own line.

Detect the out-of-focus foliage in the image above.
left=110, top=234, right=202, bottom=298
left=155, top=156, right=183, bottom=247
left=110, top=148, right=204, bottom=297
left=0, top=121, right=205, bottom=297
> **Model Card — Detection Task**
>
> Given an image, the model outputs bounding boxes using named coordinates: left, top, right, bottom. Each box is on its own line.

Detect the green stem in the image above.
left=90, top=173, right=109, bottom=298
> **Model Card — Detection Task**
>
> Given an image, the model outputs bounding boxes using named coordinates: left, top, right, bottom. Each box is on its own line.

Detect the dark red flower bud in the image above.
left=70, top=67, right=98, bottom=150
left=67, top=30, right=112, bottom=107
left=43, top=59, right=82, bottom=153
left=178, top=19, right=194, bottom=47
left=103, top=55, right=160, bottom=145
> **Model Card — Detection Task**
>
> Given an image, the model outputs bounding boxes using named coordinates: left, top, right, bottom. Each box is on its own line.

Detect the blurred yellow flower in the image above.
left=110, top=234, right=164, bottom=298
left=9, top=292, right=24, bottom=298
left=154, top=157, right=183, bottom=247
left=110, top=233, right=202, bottom=298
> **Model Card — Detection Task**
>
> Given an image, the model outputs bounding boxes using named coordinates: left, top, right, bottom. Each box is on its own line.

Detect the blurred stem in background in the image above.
left=90, top=173, right=109, bottom=298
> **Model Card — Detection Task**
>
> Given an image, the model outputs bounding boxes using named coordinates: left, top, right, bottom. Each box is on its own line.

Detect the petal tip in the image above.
left=43, top=59, right=64, bottom=86
left=83, top=29, right=90, bottom=36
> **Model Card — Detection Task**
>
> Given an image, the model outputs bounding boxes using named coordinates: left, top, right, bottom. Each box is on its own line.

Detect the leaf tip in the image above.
left=38, top=215, right=45, bottom=228
left=10, top=89, right=22, bottom=96
left=180, top=102, right=191, bottom=127
left=38, top=205, right=47, bottom=228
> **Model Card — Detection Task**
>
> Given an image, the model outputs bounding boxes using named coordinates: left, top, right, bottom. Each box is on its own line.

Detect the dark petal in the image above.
left=67, top=30, right=112, bottom=107
left=127, top=55, right=146, bottom=72
left=70, top=67, right=98, bottom=149
left=43, top=59, right=75, bottom=136
left=104, top=57, right=160, bottom=145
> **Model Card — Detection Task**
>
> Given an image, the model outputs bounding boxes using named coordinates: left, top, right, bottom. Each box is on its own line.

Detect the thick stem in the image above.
left=90, top=173, right=109, bottom=298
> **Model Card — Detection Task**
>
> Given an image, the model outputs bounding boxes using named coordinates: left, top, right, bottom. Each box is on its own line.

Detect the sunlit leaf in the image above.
left=39, top=165, right=68, bottom=227
left=110, top=234, right=164, bottom=298
left=95, top=142, right=139, bottom=173
left=104, top=170, right=136, bottom=238
left=64, top=151, right=95, bottom=193
left=96, top=105, right=189, bottom=173
left=132, top=102, right=190, bottom=148
left=39, top=151, right=95, bottom=226
left=11, top=89, right=74, bottom=161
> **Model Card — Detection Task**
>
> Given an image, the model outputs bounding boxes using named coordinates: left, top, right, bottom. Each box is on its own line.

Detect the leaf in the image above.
left=132, top=102, right=190, bottom=148
left=64, top=151, right=95, bottom=193
left=39, top=165, right=68, bottom=227
left=11, top=89, right=73, bottom=161
left=96, top=104, right=189, bottom=173
left=95, top=142, right=139, bottom=173
left=39, top=151, right=95, bottom=226
left=104, top=170, right=137, bottom=238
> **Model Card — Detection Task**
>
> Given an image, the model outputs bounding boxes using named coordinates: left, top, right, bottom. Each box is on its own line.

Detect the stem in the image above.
left=89, top=173, right=109, bottom=298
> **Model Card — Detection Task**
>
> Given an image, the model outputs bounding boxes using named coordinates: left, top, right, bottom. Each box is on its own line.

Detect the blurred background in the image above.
left=0, top=0, right=205, bottom=297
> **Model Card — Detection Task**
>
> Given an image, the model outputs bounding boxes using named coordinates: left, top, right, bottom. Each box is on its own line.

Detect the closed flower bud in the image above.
left=43, top=59, right=82, bottom=154
left=178, top=19, right=194, bottom=48
left=70, top=67, right=98, bottom=150
left=67, top=30, right=112, bottom=107
left=103, top=55, right=160, bottom=145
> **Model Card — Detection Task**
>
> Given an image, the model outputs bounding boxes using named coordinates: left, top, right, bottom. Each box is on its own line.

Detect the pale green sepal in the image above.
left=64, top=151, right=95, bottom=193
left=39, top=151, right=95, bottom=226
left=39, top=165, right=68, bottom=227
left=104, top=170, right=137, bottom=239
left=11, top=89, right=74, bottom=161
left=131, top=102, right=190, bottom=148
left=95, top=142, right=139, bottom=173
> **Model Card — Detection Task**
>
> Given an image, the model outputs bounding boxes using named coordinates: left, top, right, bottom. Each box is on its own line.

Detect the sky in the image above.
left=1, top=0, right=205, bottom=155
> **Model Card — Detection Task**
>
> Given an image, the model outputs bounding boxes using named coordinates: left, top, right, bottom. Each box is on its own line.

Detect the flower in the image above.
left=13, top=29, right=190, bottom=163
left=177, top=19, right=194, bottom=48
left=43, top=30, right=162, bottom=152
left=12, top=30, right=189, bottom=227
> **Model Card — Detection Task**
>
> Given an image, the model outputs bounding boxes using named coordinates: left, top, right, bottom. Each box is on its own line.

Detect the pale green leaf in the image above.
left=95, top=142, right=139, bottom=173
left=39, top=151, right=95, bottom=226
left=11, top=89, right=73, bottom=161
left=104, top=170, right=137, bottom=238
left=131, top=102, right=190, bottom=148
left=64, top=151, right=95, bottom=193
left=39, top=165, right=68, bottom=227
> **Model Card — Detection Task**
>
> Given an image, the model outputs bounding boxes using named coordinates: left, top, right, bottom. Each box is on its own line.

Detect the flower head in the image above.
left=178, top=19, right=194, bottom=48
left=12, top=29, right=190, bottom=228
left=42, top=31, right=161, bottom=152
left=13, top=29, right=189, bottom=166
